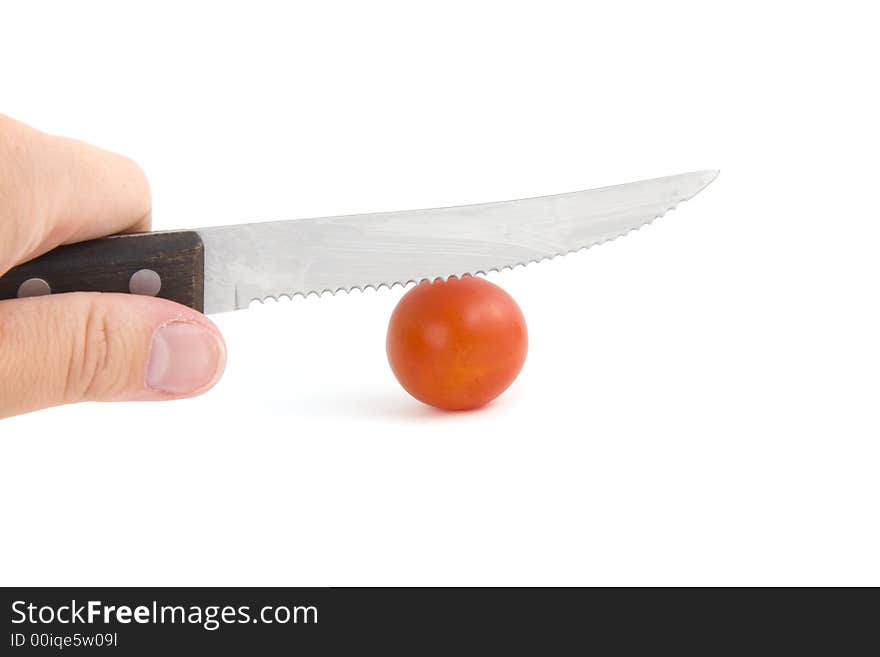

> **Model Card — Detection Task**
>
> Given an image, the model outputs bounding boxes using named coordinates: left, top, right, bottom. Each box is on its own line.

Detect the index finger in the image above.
left=0, top=114, right=151, bottom=275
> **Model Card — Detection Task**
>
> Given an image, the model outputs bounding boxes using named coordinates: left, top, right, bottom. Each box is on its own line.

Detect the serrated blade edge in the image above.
left=199, top=170, right=718, bottom=313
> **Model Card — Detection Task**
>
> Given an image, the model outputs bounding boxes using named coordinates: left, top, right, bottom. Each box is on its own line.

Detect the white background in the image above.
left=1, top=1, right=878, bottom=586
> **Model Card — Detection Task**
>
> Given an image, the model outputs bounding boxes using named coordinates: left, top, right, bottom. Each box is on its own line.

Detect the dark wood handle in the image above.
left=0, top=231, right=205, bottom=312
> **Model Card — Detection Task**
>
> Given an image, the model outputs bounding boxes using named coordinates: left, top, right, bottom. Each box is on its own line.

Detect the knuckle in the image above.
left=118, top=155, right=152, bottom=223
left=65, top=301, right=126, bottom=401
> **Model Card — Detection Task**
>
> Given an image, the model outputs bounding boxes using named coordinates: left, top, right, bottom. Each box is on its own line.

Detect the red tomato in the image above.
left=386, top=276, right=528, bottom=410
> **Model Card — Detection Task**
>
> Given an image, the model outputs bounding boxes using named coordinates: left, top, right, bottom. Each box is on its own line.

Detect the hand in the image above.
left=0, top=115, right=226, bottom=419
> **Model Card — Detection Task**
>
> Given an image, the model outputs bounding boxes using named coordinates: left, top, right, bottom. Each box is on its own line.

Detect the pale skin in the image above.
left=0, top=115, right=226, bottom=419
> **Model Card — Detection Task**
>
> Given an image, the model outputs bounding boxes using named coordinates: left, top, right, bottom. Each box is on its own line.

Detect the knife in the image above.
left=0, top=170, right=718, bottom=314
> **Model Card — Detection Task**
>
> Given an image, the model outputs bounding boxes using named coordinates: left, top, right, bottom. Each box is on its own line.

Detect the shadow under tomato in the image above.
left=261, top=387, right=515, bottom=422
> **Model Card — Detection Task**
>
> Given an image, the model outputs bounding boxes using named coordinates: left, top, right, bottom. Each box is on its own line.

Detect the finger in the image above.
left=0, top=293, right=226, bottom=419
left=0, top=114, right=151, bottom=274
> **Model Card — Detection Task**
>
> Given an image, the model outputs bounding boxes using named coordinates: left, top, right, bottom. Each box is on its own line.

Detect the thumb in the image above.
left=0, top=292, right=226, bottom=418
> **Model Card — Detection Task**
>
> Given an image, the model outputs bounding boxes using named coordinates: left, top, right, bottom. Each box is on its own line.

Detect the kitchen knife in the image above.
left=0, top=170, right=718, bottom=314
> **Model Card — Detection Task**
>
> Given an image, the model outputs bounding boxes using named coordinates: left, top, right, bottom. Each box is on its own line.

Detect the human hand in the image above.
left=0, top=115, right=226, bottom=419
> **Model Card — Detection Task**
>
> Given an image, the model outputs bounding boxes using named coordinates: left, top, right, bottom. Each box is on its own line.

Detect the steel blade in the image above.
left=199, top=170, right=718, bottom=313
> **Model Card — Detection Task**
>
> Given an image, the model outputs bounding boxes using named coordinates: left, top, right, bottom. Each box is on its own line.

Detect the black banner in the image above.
left=1, top=587, right=874, bottom=653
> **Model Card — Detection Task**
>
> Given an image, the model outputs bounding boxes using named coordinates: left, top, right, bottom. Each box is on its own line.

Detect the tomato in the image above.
left=386, top=275, right=528, bottom=410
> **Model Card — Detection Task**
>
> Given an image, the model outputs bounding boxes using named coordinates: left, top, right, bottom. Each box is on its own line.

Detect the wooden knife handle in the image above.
left=0, top=231, right=205, bottom=312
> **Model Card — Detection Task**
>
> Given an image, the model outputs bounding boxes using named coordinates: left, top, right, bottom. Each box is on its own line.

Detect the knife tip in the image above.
left=689, top=169, right=720, bottom=197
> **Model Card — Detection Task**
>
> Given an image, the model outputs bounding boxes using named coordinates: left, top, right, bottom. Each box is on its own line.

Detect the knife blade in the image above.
left=0, top=170, right=718, bottom=314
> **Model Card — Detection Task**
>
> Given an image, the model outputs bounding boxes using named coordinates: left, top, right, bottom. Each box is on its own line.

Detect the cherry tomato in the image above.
left=386, top=276, right=528, bottom=410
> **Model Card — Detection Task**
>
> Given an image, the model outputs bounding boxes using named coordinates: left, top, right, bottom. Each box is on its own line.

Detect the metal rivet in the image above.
left=129, top=269, right=162, bottom=296
left=17, top=278, right=51, bottom=298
